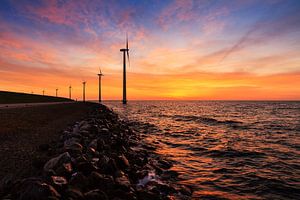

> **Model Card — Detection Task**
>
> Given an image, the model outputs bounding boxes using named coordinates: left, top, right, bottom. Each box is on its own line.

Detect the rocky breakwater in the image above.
left=0, top=104, right=192, bottom=200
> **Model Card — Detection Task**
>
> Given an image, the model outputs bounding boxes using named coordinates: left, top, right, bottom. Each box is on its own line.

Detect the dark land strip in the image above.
left=0, top=102, right=95, bottom=179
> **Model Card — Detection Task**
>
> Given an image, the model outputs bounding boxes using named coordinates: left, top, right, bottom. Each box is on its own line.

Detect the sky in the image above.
left=0, top=0, right=300, bottom=100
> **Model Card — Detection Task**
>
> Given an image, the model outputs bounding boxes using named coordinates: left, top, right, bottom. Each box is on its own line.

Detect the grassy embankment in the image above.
left=0, top=91, right=72, bottom=104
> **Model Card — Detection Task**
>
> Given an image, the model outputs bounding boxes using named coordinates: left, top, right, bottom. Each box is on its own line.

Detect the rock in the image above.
left=54, top=162, right=73, bottom=178
left=89, top=139, right=98, bottom=149
left=137, top=190, right=158, bottom=200
left=44, top=152, right=72, bottom=173
left=77, top=161, right=97, bottom=176
left=69, top=172, right=88, bottom=190
left=115, top=171, right=131, bottom=190
left=86, top=147, right=96, bottom=157
left=97, top=138, right=106, bottom=151
left=64, top=187, right=84, bottom=200
left=64, top=140, right=83, bottom=156
left=177, top=185, right=192, bottom=196
left=161, top=170, right=179, bottom=180
left=98, top=157, right=118, bottom=175
left=0, top=174, right=14, bottom=196
left=80, top=130, right=90, bottom=137
left=116, top=154, right=130, bottom=170
left=154, top=183, right=177, bottom=195
left=51, top=176, right=67, bottom=186
left=112, top=189, right=136, bottom=200
left=84, top=189, right=108, bottom=200
left=158, top=159, right=172, bottom=169
left=11, top=178, right=60, bottom=200
left=88, top=171, right=114, bottom=190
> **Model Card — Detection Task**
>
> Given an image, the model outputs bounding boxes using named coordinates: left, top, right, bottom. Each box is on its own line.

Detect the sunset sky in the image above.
left=0, top=0, right=299, bottom=100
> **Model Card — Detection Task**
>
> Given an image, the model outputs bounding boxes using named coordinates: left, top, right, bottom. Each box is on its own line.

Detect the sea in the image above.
left=103, top=101, right=300, bottom=199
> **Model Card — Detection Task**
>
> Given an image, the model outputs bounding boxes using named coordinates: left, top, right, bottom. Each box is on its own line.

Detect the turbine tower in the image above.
left=97, top=68, right=104, bottom=103
left=42, top=90, right=45, bottom=96
left=69, top=85, right=72, bottom=99
left=120, top=35, right=130, bottom=104
left=56, top=88, right=58, bottom=97
left=82, top=81, right=86, bottom=102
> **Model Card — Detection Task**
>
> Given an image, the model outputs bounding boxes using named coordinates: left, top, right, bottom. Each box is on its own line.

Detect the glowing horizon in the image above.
left=0, top=0, right=300, bottom=100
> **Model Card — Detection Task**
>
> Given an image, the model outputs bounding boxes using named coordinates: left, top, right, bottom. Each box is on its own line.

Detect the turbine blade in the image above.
left=126, top=33, right=128, bottom=49
left=127, top=51, right=130, bottom=68
left=126, top=33, right=130, bottom=67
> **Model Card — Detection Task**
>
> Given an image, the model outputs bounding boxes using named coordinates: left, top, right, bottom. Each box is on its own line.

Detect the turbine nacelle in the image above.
left=120, top=48, right=129, bottom=52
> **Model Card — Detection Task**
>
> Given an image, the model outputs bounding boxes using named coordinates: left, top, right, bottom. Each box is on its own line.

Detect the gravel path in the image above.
left=0, top=102, right=95, bottom=179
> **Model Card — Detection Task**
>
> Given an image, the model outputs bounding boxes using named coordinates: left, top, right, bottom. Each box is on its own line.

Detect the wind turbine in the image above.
left=56, top=88, right=58, bottom=97
left=42, top=90, right=45, bottom=96
left=82, top=81, right=86, bottom=102
left=69, top=85, right=72, bottom=99
left=120, top=34, right=130, bottom=104
left=97, top=68, right=104, bottom=103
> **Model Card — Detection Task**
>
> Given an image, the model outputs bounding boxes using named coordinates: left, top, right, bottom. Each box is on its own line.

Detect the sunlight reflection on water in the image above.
left=104, top=101, right=300, bottom=199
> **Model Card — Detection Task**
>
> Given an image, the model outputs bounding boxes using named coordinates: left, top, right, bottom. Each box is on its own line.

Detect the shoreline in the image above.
left=0, top=103, right=192, bottom=199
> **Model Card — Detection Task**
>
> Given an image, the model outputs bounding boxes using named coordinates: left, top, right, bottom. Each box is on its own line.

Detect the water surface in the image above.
left=104, top=101, right=300, bottom=199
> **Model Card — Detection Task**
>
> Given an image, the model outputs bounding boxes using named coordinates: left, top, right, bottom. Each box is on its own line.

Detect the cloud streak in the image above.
left=0, top=0, right=299, bottom=99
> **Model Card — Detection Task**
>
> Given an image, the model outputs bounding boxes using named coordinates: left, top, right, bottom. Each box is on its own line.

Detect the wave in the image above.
left=192, top=147, right=266, bottom=158
left=172, top=115, right=245, bottom=127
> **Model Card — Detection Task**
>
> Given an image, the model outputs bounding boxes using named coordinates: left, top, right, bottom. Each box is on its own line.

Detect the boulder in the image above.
left=84, top=189, right=108, bottom=200
left=116, top=154, right=130, bottom=170
left=11, top=178, right=60, bottom=200
left=44, top=152, right=72, bottom=173
left=88, top=171, right=114, bottom=190
left=64, top=187, right=84, bottom=200
left=69, top=172, right=88, bottom=190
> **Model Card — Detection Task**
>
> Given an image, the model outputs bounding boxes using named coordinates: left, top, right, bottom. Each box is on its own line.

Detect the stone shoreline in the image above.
left=0, top=103, right=192, bottom=199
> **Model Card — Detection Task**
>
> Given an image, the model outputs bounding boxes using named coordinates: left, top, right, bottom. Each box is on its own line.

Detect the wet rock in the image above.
left=84, top=189, right=108, bottom=200
left=11, top=178, right=60, bottom=200
left=154, top=182, right=177, bottom=195
left=158, top=159, right=172, bottom=169
left=178, top=185, right=193, bottom=196
left=161, top=170, right=179, bottom=180
left=44, top=152, right=72, bottom=173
